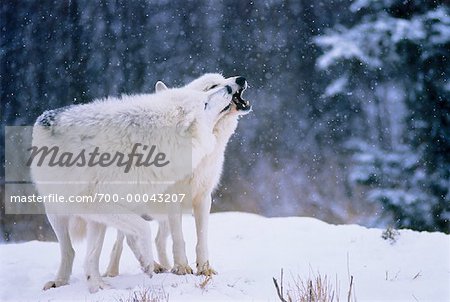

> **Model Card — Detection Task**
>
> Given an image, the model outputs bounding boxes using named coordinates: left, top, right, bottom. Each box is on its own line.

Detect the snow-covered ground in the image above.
left=0, top=212, right=449, bottom=301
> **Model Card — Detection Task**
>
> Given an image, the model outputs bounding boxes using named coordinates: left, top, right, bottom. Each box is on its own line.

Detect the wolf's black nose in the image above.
left=235, top=77, right=246, bottom=87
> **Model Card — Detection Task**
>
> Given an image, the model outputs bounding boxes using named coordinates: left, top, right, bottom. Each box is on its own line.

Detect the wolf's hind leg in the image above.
left=43, top=215, right=75, bottom=290
left=84, top=221, right=110, bottom=293
left=90, top=213, right=155, bottom=277
left=125, top=235, right=167, bottom=273
left=156, top=220, right=170, bottom=269
left=103, top=230, right=125, bottom=277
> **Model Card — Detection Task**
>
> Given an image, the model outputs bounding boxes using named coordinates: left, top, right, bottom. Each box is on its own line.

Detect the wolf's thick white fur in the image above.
left=31, top=75, right=244, bottom=293
left=104, top=74, right=249, bottom=278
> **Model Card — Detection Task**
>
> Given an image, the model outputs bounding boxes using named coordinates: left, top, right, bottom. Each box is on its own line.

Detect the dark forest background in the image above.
left=1, top=0, right=449, bottom=241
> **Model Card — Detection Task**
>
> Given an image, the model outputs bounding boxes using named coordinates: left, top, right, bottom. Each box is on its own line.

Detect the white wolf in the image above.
left=103, top=74, right=251, bottom=279
left=31, top=75, right=249, bottom=293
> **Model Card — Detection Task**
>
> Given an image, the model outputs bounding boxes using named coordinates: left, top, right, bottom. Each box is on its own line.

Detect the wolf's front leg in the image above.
left=193, top=194, right=217, bottom=276
left=168, top=205, right=193, bottom=274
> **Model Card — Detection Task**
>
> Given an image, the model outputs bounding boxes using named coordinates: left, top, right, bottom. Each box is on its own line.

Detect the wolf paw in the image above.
left=88, top=278, right=111, bottom=294
left=43, top=280, right=68, bottom=290
left=171, top=264, right=193, bottom=275
left=142, top=263, right=154, bottom=277
left=158, top=257, right=171, bottom=270
left=154, top=261, right=168, bottom=274
left=196, top=261, right=217, bottom=276
left=103, top=268, right=119, bottom=278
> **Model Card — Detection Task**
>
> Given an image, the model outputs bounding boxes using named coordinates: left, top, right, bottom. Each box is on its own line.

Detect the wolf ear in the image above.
left=155, top=81, right=168, bottom=93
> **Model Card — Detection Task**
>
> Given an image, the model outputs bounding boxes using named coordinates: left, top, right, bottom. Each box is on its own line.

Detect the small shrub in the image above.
left=381, top=227, right=400, bottom=244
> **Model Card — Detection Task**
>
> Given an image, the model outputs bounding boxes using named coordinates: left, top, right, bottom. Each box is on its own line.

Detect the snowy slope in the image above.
left=0, top=212, right=449, bottom=301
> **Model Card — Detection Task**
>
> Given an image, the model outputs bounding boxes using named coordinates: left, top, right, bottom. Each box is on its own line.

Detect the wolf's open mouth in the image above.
left=232, top=88, right=251, bottom=111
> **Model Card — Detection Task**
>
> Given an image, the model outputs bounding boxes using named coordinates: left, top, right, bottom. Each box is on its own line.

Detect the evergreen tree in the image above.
left=316, top=0, right=450, bottom=231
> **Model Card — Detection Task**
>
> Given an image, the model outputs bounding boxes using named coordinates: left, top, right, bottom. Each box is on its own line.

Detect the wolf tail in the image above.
left=35, top=105, right=72, bottom=128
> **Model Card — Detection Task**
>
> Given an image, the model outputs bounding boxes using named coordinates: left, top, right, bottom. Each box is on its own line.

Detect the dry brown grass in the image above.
left=116, top=286, right=169, bottom=302
left=196, top=274, right=213, bottom=293
left=273, top=269, right=355, bottom=302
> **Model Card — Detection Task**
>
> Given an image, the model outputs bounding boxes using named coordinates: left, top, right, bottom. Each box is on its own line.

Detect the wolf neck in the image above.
left=214, top=115, right=239, bottom=150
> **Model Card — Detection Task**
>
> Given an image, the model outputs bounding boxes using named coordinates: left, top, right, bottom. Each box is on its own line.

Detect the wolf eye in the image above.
left=208, top=84, right=218, bottom=90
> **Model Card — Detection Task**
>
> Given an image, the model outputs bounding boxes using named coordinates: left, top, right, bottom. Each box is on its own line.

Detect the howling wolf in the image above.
left=104, top=74, right=251, bottom=279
